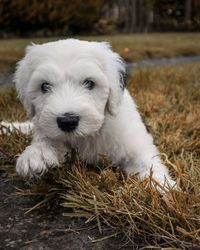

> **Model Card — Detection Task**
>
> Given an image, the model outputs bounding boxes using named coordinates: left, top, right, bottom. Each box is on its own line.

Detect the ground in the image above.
left=0, top=34, right=200, bottom=249
left=1, top=175, right=133, bottom=250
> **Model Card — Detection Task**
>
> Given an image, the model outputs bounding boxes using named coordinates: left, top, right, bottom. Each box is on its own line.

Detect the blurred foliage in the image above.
left=0, top=0, right=103, bottom=36
left=154, top=0, right=200, bottom=31
left=0, top=0, right=199, bottom=37
left=194, top=0, right=200, bottom=21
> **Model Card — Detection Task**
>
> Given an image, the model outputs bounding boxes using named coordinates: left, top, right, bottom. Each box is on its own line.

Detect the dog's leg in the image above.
left=123, top=147, right=176, bottom=188
left=123, top=135, right=176, bottom=187
left=16, top=132, right=66, bottom=177
left=106, top=90, right=176, bottom=188
left=0, top=121, right=33, bottom=135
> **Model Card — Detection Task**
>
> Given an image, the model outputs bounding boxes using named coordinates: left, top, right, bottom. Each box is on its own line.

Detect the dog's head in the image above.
left=15, top=39, right=126, bottom=139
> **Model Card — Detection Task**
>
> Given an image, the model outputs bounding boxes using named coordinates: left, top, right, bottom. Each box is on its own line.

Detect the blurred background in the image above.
left=0, top=0, right=200, bottom=37
left=0, top=2, right=200, bottom=248
left=0, top=0, right=200, bottom=84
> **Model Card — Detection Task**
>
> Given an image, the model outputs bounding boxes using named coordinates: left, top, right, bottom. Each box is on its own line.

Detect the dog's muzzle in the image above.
left=57, top=113, right=80, bottom=132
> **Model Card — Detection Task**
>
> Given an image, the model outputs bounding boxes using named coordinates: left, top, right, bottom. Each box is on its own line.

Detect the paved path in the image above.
left=0, top=72, right=13, bottom=85
left=1, top=55, right=200, bottom=85
left=127, top=54, right=200, bottom=71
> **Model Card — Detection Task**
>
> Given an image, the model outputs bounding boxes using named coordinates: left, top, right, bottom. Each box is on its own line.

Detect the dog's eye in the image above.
left=83, top=79, right=95, bottom=90
left=41, top=82, right=51, bottom=93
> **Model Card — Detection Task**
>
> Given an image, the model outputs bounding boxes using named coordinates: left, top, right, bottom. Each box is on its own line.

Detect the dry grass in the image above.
left=1, top=33, right=200, bottom=72
left=0, top=63, right=200, bottom=248
left=0, top=86, right=27, bottom=121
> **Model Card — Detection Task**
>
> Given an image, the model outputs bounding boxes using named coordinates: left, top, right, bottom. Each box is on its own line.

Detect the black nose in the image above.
left=57, top=113, right=79, bottom=132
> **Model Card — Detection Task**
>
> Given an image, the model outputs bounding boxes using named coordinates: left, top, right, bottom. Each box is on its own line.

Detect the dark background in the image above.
left=0, top=0, right=199, bottom=38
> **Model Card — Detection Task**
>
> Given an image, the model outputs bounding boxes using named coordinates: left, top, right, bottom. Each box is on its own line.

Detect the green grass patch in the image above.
left=0, top=63, right=200, bottom=247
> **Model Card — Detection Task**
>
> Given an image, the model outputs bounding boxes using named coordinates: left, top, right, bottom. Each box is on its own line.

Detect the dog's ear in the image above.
left=14, top=44, right=37, bottom=118
left=104, top=44, right=126, bottom=115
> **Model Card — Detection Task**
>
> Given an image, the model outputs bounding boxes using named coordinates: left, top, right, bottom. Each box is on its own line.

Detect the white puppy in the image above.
left=14, top=39, right=175, bottom=187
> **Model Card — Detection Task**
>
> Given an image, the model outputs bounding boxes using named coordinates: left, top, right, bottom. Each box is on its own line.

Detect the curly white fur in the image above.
left=9, top=39, right=175, bottom=187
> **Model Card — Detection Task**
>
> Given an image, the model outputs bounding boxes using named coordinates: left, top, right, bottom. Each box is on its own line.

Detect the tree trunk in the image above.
left=184, top=0, right=192, bottom=21
left=117, top=0, right=123, bottom=22
left=130, top=0, right=137, bottom=32
left=138, top=0, right=145, bottom=32
left=123, top=0, right=130, bottom=33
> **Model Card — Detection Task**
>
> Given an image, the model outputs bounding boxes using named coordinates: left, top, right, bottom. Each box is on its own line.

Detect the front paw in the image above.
left=16, top=145, right=59, bottom=178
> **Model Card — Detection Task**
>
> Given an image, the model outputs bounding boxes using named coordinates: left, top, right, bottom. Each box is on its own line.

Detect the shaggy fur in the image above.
left=12, top=39, right=175, bottom=187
